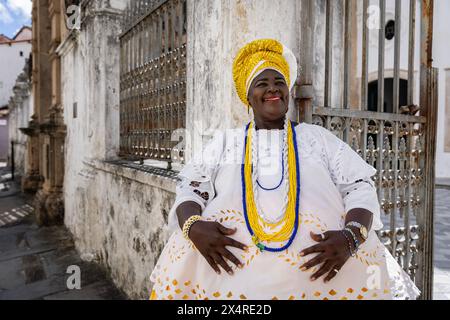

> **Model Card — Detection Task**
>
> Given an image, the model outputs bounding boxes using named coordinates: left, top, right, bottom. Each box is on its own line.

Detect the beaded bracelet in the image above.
left=340, top=229, right=356, bottom=257
left=344, top=227, right=360, bottom=253
left=182, top=215, right=203, bottom=241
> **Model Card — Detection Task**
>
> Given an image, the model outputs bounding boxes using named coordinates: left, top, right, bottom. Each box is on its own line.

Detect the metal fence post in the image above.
left=296, top=0, right=314, bottom=124
left=416, top=0, right=436, bottom=300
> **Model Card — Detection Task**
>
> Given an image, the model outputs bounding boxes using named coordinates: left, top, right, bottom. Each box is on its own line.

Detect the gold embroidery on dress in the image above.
left=151, top=279, right=392, bottom=300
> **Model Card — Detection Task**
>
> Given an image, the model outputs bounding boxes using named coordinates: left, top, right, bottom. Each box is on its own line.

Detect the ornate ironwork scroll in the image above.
left=312, top=108, right=425, bottom=283
left=297, top=0, right=436, bottom=299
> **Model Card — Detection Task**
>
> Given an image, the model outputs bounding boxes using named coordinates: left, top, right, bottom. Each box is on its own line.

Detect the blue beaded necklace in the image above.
left=255, top=149, right=285, bottom=191
left=241, top=121, right=300, bottom=252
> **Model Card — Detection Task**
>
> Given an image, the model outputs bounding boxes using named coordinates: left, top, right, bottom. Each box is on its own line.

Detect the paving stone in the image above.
left=433, top=188, right=450, bottom=299
left=43, top=281, right=124, bottom=300
left=434, top=292, right=450, bottom=300
left=0, top=181, right=126, bottom=300
left=0, top=272, right=72, bottom=300
left=0, top=257, right=26, bottom=290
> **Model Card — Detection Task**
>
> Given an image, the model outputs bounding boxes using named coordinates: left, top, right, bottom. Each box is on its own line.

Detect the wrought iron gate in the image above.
left=295, top=0, right=437, bottom=299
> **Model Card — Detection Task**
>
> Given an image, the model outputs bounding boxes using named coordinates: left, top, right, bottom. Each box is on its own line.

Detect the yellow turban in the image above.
left=232, top=39, right=298, bottom=106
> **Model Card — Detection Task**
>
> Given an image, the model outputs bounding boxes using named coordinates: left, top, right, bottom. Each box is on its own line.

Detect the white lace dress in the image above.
left=149, top=122, right=420, bottom=300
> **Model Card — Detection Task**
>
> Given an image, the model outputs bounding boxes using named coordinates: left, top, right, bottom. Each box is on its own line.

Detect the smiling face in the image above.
left=247, top=69, right=290, bottom=129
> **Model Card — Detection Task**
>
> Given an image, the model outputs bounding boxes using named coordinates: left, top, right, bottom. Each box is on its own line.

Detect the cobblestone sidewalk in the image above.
left=433, top=188, right=450, bottom=300
left=0, top=173, right=126, bottom=300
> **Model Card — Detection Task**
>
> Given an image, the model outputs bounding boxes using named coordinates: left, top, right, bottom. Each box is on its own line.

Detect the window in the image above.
left=73, top=102, right=77, bottom=118
left=20, top=51, right=23, bottom=57
left=368, top=78, right=408, bottom=113
left=385, top=20, right=395, bottom=40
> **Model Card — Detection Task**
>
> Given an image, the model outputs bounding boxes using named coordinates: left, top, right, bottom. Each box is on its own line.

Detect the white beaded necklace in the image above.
left=250, top=117, right=290, bottom=224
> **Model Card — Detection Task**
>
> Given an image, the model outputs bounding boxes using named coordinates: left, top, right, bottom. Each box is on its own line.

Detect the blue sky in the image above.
left=0, top=0, right=31, bottom=38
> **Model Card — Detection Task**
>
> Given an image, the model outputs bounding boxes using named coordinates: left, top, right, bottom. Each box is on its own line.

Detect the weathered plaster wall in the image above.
left=7, top=73, right=33, bottom=176
left=0, top=41, right=31, bottom=108
left=66, top=159, right=175, bottom=299
left=8, top=96, right=32, bottom=175
left=185, top=0, right=302, bottom=160
left=59, top=0, right=177, bottom=299
left=432, top=0, right=450, bottom=178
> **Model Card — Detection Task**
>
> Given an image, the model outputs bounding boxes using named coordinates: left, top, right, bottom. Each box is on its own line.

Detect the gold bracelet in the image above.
left=182, top=215, right=202, bottom=241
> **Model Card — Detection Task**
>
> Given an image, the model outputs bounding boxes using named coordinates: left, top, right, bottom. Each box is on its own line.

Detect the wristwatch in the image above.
left=345, top=221, right=368, bottom=240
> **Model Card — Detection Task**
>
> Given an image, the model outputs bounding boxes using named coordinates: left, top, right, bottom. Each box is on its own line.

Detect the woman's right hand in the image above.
left=188, top=220, right=248, bottom=275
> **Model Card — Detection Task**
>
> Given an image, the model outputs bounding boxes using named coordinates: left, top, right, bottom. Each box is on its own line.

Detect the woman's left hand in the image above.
left=299, top=230, right=353, bottom=283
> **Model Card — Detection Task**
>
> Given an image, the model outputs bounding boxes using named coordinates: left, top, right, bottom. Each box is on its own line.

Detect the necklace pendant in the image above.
left=256, top=243, right=265, bottom=252
left=252, top=235, right=265, bottom=252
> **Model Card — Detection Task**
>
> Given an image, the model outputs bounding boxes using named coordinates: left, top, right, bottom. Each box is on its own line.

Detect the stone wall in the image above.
left=7, top=65, right=33, bottom=176
left=185, top=0, right=303, bottom=159
left=0, top=41, right=31, bottom=108
left=64, top=159, right=175, bottom=299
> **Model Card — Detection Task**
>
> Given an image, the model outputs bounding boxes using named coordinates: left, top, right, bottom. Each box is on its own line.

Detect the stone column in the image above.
left=20, top=114, right=42, bottom=193
left=36, top=108, right=66, bottom=226
left=23, top=0, right=66, bottom=226
left=33, top=0, right=67, bottom=226
left=21, top=0, right=46, bottom=193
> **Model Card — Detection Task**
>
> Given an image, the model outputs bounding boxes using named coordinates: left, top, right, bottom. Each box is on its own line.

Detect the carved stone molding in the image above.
left=22, top=171, right=43, bottom=193
left=34, top=188, right=64, bottom=226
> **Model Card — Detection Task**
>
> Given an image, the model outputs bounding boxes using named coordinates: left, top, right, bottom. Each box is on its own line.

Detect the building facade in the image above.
left=0, top=27, right=32, bottom=108
left=0, top=27, right=32, bottom=162
left=7, top=58, right=33, bottom=177
left=432, top=0, right=450, bottom=178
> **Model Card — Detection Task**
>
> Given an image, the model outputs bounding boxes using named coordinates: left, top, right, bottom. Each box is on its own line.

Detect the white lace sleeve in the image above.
left=167, top=130, right=225, bottom=233
left=315, top=125, right=383, bottom=231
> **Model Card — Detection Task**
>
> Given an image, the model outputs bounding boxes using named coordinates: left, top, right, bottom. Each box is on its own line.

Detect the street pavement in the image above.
left=433, top=187, right=450, bottom=300
left=0, top=165, right=126, bottom=300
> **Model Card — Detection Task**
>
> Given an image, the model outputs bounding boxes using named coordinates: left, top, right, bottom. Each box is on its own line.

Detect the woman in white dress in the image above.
left=149, top=39, right=420, bottom=300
